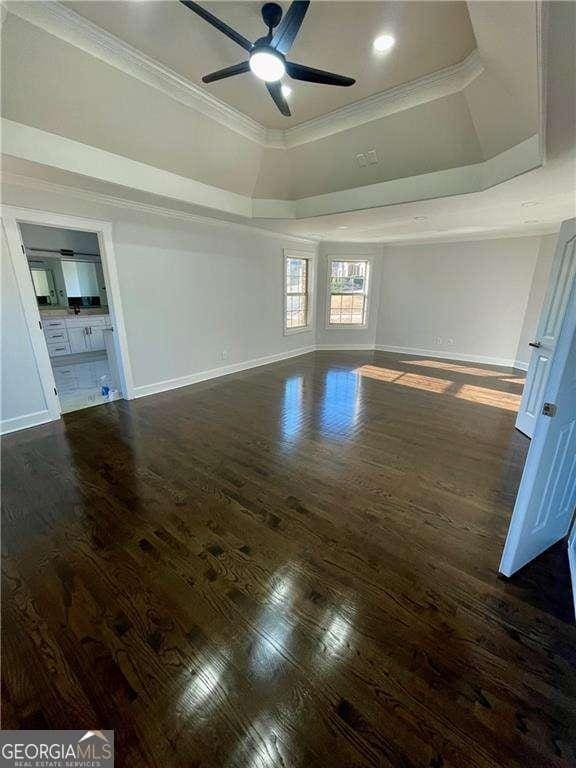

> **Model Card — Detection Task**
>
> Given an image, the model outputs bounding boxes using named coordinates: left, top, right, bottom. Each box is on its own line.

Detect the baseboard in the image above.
left=374, top=344, right=527, bottom=371
left=1, top=409, right=53, bottom=435
left=315, top=343, right=375, bottom=351
left=134, top=342, right=528, bottom=400
left=133, top=344, right=316, bottom=399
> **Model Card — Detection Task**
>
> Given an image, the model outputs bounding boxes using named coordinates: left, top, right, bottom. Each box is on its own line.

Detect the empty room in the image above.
left=1, top=1, right=575, bottom=767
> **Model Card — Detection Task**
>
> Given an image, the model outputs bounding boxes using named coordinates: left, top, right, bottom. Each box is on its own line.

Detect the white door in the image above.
left=569, top=524, right=576, bottom=619
left=500, top=258, right=576, bottom=578
left=516, top=219, right=576, bottom=437
left=68, top=325, right=89, bottom=354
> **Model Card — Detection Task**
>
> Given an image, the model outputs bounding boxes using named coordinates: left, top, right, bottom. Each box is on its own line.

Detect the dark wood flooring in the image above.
left=2, top=351, right=575, bottom=767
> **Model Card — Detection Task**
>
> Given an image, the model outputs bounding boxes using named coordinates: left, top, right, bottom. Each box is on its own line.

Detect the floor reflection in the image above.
left=227, top=715, right=290, bottom=768
left=280, top=375, right=304, bottom=446
left=320, top=369, right=361, bottom=438
left=177, top=657, right=223, bottom=716
left=316, top=609, right=355, bottom=672
left=249, top=570, right=295, bottom=679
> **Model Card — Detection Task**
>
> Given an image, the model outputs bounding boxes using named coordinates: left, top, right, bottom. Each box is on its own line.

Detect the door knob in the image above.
left=529, top=341, right=542, bottom=348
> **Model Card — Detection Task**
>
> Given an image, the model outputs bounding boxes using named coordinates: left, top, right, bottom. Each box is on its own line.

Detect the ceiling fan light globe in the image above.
left=249, top=50, right=286, bottom=82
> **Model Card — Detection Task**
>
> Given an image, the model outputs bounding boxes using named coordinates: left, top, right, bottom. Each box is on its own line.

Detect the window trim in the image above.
left=283, top=250, right=315, bottom=336
left=325, top=256, right=371, bottom=330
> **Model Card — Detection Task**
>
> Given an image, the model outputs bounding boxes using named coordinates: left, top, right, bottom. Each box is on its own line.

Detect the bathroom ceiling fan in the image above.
left=179, top=1, right=356, bottom=116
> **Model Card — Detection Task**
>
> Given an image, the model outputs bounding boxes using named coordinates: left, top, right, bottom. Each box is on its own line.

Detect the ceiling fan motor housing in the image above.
left=262, top=3, right=283, bottom=32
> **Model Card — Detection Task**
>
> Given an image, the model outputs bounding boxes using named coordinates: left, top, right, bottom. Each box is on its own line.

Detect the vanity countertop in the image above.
left=40, top=308, right=110, bottom=317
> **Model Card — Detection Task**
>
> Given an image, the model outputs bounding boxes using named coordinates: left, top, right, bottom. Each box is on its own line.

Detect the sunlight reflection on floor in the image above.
left=400, top=359, right=515, bottom=378
left=356, top=364, right=522, bottom=411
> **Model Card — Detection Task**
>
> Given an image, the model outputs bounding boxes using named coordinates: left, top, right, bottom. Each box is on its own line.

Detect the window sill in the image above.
left=284, top=325, right=312, bottom=337
left=325, top=323, right=368, bottom=331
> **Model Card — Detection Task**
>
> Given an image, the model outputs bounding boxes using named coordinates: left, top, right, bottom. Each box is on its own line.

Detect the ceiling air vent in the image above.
left=356, top=150, right=379, bottom=167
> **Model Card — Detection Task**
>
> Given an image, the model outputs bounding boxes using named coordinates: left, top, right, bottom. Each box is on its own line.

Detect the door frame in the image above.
left=1, top=206, right=135, bottom=427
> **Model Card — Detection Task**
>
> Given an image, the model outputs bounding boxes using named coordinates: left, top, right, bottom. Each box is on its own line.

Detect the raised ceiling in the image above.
left=3, top=0, right=567, bottom=233
left=64, top=0, right=477, bottom=128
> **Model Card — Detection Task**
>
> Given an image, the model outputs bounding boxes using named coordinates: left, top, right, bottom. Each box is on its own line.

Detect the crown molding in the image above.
left=0, top=171, right=319, bottom=246
left=278, top=50, right=484, bottom=149
left=6, top=1, right=484, bottom=150
left=5, top=0, right=268, bottom=145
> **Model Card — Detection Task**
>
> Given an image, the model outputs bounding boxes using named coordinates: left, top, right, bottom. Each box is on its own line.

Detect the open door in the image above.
left=500, top=245, right=576, bottom=578
left=516, top=220, right=576, bottom=437
left=569, top=523, right=576, bottom=619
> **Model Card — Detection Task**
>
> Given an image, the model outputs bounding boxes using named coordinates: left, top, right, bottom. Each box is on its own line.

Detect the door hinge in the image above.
left=38, top=320, right=42, bottom=330
left=54, top=387, right=58, bottom=396
left=542, top=402, right=557, bottom=417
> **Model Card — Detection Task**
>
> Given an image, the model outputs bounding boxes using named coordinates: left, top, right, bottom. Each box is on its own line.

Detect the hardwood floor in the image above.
left=2, top=351, right=575, bottom=767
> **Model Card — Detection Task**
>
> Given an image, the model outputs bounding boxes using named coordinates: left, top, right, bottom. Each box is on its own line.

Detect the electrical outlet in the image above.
left=221, top=350, right=229, bottom=361
left=446, top=337, right=455, bottom=346
left=433, top=336, right=443, bottom=345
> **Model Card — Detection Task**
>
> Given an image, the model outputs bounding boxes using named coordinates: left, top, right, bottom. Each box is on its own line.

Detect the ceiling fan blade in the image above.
left=202, top=61, right=250, bottom=83
left=270, top=1, right=310, bottom=55
left=179, top=1, right=253, bottom=53
left=266, top=82, right=291, bottom=117
left=286, top=61, right=355, bottom=86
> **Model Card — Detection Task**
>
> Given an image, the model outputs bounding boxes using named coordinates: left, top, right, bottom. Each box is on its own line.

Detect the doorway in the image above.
left=2, top=208, right=134, bottom=423
left=22, top=222, right=120, bottom=413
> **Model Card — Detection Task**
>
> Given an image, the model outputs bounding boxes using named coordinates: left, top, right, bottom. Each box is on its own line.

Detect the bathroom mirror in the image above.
left=31, top=267, right=57, bottom=306
left=62, top=260, right=103, bottom=307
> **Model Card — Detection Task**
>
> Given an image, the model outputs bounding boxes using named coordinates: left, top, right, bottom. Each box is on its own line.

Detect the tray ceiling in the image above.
left=63, top=0, right=477, bottom=128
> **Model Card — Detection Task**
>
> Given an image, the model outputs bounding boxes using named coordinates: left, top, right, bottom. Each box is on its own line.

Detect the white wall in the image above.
left=515, top=234, right=557, bottom=364
left=1, top=226, right=48, bottom=428
left=376, top=235, right=555, bottom=368
left=112, top=219, right=316, bottom=393
left=315, top=242, right=382, bottom=349
left=1, top=182, right=316, bottom=429
left=1, top=181, right=559, bottom=434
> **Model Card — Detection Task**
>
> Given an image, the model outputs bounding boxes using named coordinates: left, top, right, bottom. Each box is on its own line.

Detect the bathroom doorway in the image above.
left=2, top=207, right=134, bottom=425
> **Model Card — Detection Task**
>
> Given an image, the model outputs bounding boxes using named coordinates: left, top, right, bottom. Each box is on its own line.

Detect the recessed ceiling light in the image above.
left=524, top=220, right=540, bottom=224
left=337, top=226, right=349, bottom=230
left=414, top=216, right=428, bottom=221
left=249, top=49, right=285, bottom=82
left=373, top=34, right=395, bottom=53
left=281, top=84, right=292, bottom=99
left=521, top=201, right=541, bottom=207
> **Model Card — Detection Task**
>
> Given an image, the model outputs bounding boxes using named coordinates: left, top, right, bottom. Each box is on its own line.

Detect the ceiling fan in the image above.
left=179, top=1, right=356, bottom=117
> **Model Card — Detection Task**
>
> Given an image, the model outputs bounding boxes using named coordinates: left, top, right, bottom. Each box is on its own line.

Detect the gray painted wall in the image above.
left=0, top=182, right=559, bottom=432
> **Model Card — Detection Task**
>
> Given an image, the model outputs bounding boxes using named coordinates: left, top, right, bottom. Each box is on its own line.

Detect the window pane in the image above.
left=285, top=257, right=309, bottom=330
left=328, top=260, right=368, bottom=325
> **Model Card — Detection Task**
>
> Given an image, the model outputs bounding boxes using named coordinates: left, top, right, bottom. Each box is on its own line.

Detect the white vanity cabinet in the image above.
left=43, top=315, right=109, bottom=357
left=68, top=325, right=89, bottom=354
left=88, top=324, right=106, bottom=352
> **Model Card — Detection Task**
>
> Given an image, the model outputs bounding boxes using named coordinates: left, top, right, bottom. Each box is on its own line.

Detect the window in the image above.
left=284, top=254, right=311, bottom=332
left=327, top=259, right=370, bottom=326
